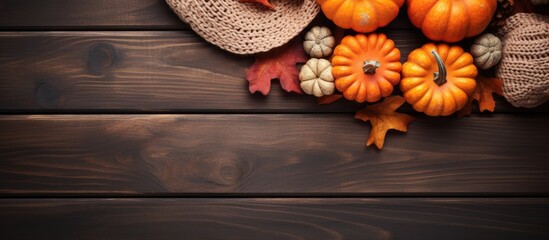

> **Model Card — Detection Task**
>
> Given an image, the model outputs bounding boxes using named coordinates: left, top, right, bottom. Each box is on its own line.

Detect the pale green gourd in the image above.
left=470, top=33, right=502, bottom=70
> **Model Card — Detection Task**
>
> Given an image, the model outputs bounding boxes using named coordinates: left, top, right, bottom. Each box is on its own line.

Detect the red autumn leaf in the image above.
left=458, top=76, right=503, bottom=117
left=239, top=0, right=275, bottom=11
left=246, top=40, right=307, bottom=95
left=355, top=96, right=415, bottom=149
left=317, top=94, right=343, bottom=105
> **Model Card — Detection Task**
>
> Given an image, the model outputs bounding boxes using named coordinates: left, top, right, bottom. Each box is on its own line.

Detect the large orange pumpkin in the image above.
left=332, top=33, right=402, bottom=103
left=317, top=0, right=405, bottom=33
left=407, top=0, right=497, bottom=42
left=400, top=43, right=478, bottom=116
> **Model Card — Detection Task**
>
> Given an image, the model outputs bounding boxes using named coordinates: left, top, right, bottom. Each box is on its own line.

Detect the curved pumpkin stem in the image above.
left=362, top=60, right=380, bottom=74
left=431, top=50, right=447, bottom=86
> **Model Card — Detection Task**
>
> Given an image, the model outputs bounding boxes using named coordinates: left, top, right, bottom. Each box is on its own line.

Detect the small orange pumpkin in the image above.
left=407, top=0, right=497, bottom=42
left=317, top=0, right=404, bottom=33
left=400, top=43, right=478, bottom=116
left=332, top=33, right=402, bottom=103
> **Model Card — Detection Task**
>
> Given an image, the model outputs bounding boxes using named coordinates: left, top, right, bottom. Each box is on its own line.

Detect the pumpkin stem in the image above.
left=431, top=50, right=447, bottom=86
left=362, top=60, right=380, bottom=74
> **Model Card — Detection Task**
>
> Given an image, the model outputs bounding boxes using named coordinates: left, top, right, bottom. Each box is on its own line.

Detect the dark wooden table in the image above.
left=1, top=1, right=549, bottom=239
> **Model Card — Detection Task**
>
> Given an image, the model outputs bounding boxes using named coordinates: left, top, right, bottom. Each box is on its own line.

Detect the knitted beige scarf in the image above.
left=496, top=13, right=549, bottom=108
left=166, top=0, right=320, bottom=55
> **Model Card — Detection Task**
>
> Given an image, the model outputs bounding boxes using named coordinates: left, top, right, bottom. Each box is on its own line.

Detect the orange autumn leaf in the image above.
left=239, top=0, right=275, bottom=10
left=458, top=76, right=503, bottom=117
left=355, top=96, right=415, bottom=149
left=246, top=40, right=307, bottom=95
left=317, top=94, right=343, bottom=105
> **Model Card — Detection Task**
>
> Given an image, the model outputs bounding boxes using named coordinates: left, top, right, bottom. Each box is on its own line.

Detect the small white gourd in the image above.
left=531, top=0, right=549, bottom=5
left=303, top=26, right=335, bottom=58
left=470, top=33, right=503, bottom=70
left=299, top=58, right=335, bottom=97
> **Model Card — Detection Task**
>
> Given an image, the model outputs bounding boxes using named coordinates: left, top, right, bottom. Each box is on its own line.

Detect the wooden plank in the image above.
left=3, top=0, right=546, bottom=31
left=0, top=0, right=413, bottom=30
left=1, top=114, right=548, bottom=195
left=0, top=0, right=186, bottom=30
left=0, top=30, right=398, bottom=112
left=1, top=198, right=548, bottom=239
left=1, top=31, right=545, bottom=113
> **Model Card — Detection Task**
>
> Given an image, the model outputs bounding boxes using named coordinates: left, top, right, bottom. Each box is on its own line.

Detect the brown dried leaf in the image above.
left=355, top=96, right=415, bottom=149
left=458, top=76, right=504, bottom=117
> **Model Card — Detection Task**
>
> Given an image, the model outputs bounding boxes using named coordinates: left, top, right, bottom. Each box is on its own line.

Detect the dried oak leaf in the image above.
left=239, top=0, right=275, bottom=11
left=355, top=96, right=415, bottom=149
left=317, top=94, right=343, bottom=105
left=246, top=40, right=307, bottom=95
left=458, top=76, right=503, bottom=117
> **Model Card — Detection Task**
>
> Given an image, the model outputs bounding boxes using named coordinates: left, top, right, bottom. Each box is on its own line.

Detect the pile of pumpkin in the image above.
left=298, top=0, right=544, bottom=116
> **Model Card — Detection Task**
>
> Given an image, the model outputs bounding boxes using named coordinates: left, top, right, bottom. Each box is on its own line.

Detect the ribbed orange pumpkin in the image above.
left=407, top=0, right=497, bottom=42
left=317, top=0, right=404, bottom=33
left=332, top=33, right=402, bottom=103
left=400, top=43, right=478, bottom=116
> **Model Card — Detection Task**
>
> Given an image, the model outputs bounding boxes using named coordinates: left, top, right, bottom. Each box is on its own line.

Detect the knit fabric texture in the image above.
left=496, top=13, right=549, bottom=108
left=166, top=0, right=320, bottom=55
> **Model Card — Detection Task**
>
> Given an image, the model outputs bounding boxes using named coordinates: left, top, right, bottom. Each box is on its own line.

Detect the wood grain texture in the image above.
left=1, top=114, right=548, bottom=195
left=2, top=1, right=547, bottom=238
left=1, top=198, right=548, bottom=239
left=1, top=31, right=545, bottom=113
left=0, top=0, right=185, bottom=30
left=0, top=0, right=413, bottom=30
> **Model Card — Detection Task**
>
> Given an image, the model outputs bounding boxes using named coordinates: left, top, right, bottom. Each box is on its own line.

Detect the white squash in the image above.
left=299, top=58, right=335, bottom=97
left=303, top=26, right=335, bottom=58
